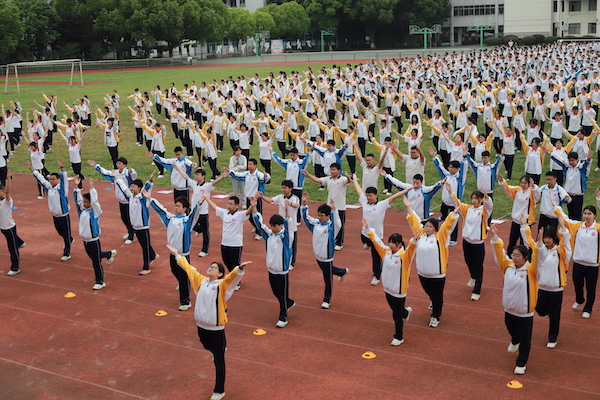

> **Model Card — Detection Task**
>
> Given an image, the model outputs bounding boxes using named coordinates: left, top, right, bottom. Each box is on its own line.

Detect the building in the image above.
left=223, top=0, right=265, bottom=13
left=446, top=0, right=600, bottom=45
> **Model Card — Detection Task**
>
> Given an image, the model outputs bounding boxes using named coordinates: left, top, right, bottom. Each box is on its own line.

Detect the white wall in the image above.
left=504, top=0, right=552, bottom=36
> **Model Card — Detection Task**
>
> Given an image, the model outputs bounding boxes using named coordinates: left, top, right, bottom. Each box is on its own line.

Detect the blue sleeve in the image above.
left=301, top=206, right=314, bottom=233
left=313, top=147, right=325, bottom=157
left=185, top=204, right=199, bottom=231
left=73, top=189, right=82, bottom=216
left=150, top=199, right=170, bottom=228
left=550, top=155, right=568, bottom=172
left=252, top=213, right=269, bottom=241
left=153, top=155, right=173, bottom=171
left=433, top=157, right=448, bottom=179
left=273, top=152, right=286, bottom=168
left=143, top=181, right=154, bottom=191
left=230, top=171, right=246, bottom=182
left=300, top=153, right=311, bottom=169
left=95, top=165, right=115, bottom=182
left=465, top=154, right=477, bottom=174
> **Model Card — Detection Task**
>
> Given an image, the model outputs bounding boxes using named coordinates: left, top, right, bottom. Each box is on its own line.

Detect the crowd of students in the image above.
left=2, top=41, right=600, bottom=399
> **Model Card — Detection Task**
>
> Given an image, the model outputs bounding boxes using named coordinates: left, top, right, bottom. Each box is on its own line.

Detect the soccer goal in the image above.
left=4, top=58, right=84, bottom=94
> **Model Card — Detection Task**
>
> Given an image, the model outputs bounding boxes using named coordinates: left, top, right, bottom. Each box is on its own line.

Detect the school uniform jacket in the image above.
left=272, top=152, right=311, bottom=190
left=407, top=210, right=458, bottom=278
left=253, top=213, right=293, bottom=275
left=492, top=237, right=538, bottom=317
left=33, top=170, right=70, bottom=217
left=302, top=205, right=340, bottom=262
left=74, top=187, right=102, bottom=242
left=454, top=193, right=493, bottom=244
left=521, top=225, right=571, bottom=291
left=150, top=198, right=199, bottom=256
left=115, top=178, right=153, bottom=229
left=368, top=229, right=416, bottom=298
left=176, top=256, right=244, bottom=331
left=500, top=180, right=540, bottom=224
left=555, top=207, right=600, bottom=267
left=95, top=164, right=138, bottom=204
left=153, top=155, right=195, bottom=190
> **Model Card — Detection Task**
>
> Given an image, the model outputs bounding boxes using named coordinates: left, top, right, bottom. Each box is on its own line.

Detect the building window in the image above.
left=569, top=1, right=581, bottom=11
left=591, top=0, right=597, bottom=11
left=553, top=1, right=558, bottom=12
left=240, top=0, right=245, bottom=6
left=568, top=23, right=581, bottom=34
left=590, top=22, right=597, bottom=34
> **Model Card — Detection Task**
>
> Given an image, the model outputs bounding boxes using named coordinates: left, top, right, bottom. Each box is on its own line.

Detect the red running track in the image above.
left=1, top=174, right=599, bottom=399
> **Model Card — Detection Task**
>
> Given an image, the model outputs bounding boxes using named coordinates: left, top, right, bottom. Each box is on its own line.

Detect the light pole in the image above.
left=469, top=25, right=493, bottom=49
left=321, top=29, right=335, bottom=52
left=255, top=30, right=269, bottom=57
left=409, top=24, right=441, bottom=56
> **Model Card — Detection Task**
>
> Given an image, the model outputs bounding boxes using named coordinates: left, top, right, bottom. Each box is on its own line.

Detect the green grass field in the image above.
left=4, top=63, right=600, bottom=220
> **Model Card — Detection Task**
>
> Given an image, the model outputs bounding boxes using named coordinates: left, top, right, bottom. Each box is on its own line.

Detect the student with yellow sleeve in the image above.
left=490, top=224, right=538, bottom=376
left=167, top=244, right=251, bottom=400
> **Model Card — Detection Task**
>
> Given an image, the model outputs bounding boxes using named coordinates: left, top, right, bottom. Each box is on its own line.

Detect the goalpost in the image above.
left=4, top=58, right=84, bottom=94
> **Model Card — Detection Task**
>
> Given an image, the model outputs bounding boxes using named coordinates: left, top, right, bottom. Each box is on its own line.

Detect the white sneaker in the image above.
left=288, top=265, right=295, bottom=270
left=37, top=196, right=44, bottom=200
left=334, top=245, right=343, bottom=251
left=194, top=232, right=200, bottom=237
left=514, top=366, right=526, bottom=375
left=124, top=239, right=135, bottom=245
left=582, top=312, right=591, bottom=318
left=7, top=269, right=20, bottom=276
left=276, top=320, right=288, bottom=328
left=370, top=276, right=380, bottom=285
left=158, top=174, right=164, bottom=178
left=429, top=316, right=440, bottom=328
left=546, top=342, right=557, bottom=349
left=92, top=283, right=106, bottom=290
left=60, top=255, right=71, bottom=261
left=338, top=268, right=349, bottom=282
left=296, top=222, right=301, bottom=227
left=595, top=167, right=600, bottom=172
left=470, top=293, right=481, bottom=301
left=122, top=233, right=129, bottom=240
left=210, top=392, right=225, bottom=400
left=403, top=307, right=412, bottom=323
left=467, top=278, right=476, bottom=288
left=234, top=283, right=241, bottom=291
left=251, top=228, right=256, bottom=233
left=391, top=338, right=404, bottom=346
left=572, top=302, right=582, bottom=309
left=150, top=254, right=160, bottom=265
left=363, top=243, right=369, bottom=250
left=321, top=302, right=330, bottom=309
left=507, top=343, right=520, bottom=353
left=254, top=234, right=261, bottom=240
left=106, top=250, right=117, bottom=264
left=19, top=242, right=26, bottom=249
left=198, top=251, right=208, bottom=257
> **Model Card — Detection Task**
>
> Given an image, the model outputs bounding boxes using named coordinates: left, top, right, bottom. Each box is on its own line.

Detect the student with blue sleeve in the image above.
left=149, top=146, right=196, bottom=202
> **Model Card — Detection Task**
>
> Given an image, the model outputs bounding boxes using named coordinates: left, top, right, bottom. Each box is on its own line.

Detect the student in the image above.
left=204, top=194, right=252, bottom=281
left=27, top=140, right=46, bottom=199
left=28, top=158, right=73, bottom=261
left=166, top=244, right=251, bottom=400
left=89, top=158, right=138, bottom=245
left=173, top=164, right=227, bottom=257
left=114, top=171, right=158, bottom=275
left=520, top=215, right=571, bottom=348
left=301, top=163, right=349, bottom=250
left=555, top=201, right=600, bottom=319
left=301, top=193, right=349, bottom=309
left=520, top=136, right=544, bottom=185
left=251, top=199, right=295, bottom=328
left=490, top=224, right=538, bottom=376
left=538, top=171, right=571, bottom=233
left=353, top=173, right=407, bottom=285
left=381, top=172, right=442, bottom=221
left=353, top=138, right=383, bottom=192
left=306, top=138, right=347, bottom=176
left=466, top=150, right=504, bottom=199
left=57, top=128, right=85, bottom=189
left=73, top=177, right=116, bottom=290
left=228, top=146, right=247, bottom=205
left=229, top=159, right=269, bottom=238
left=150, top=146, right=196, bottom=202
left=394, top=145, right=426, bottom=184
left=498, top=174, right=540, bottom=255
left=431, top=148, right=467, bottom=245
left=97, top=117, right=119, bottom=168
left=405, top=197, right=459, bottom=328
left=147, top=192, right=200, bottom=310
left=257, top=180, right=300, bottom=269
left=363, top=218, right=417, bottom=345
left=272, top=146, right=311, bottom=223
left=550, top=150, right=592, bottom=221
left=0, top=171, right=25, bottom=276
left=451, top=185, right=493, bottom=301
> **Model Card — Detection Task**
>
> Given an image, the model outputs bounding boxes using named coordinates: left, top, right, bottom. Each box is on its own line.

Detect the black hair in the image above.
left=82, top=193, right=91, bottom=202
left=481, top=150, right=491, bottom=157
left=116, top=157, right=128, bottom=165
left=210, top=261, right=226, bottom=278
left=388, top=233, right=405, bottom=247
left=195, top=168, right=206, bottom=176
left=545, top=171, right=557, bottom=178
left=330, top=162, right=341, bottom=171
left=269, top=214, right=285, bottom=226
left=317, top=203, right=332, bottom=215
left=281, top=180, right=293, bottom=189
left=229, top=195, right=240, bottom=205
left=131, top=179, right=143, bottom=188
left=289, top=148, right=299, bottom=154
left=174, top=146, right=183, bottom=153
left=449, top=161, right=460, bottom=169
left=365, top=187, right=378, bottom=195
left=542, top=226, right=560, bottom=246
left=413, top=174, right=423, bottom=182
left=423, top=217, right=439, bottom=231
left=583, top=205, right=597, bottom=216
left=568, top=151, right=579, bottom=160
left=248, top=158, right=257, bottom=165
left=471, top=190, right=484, bottom=200
left=512, top=245, right=530, bottom=262
left=327, top=139, right=336, bottom=146
left=175, top=196, right=190, bottom=209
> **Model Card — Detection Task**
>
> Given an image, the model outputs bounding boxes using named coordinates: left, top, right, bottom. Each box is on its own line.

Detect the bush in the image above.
left=521, top=36, right=536, bottom=45
left=582, top=35, right=596, bottom=39
left=484, top=37, right=503, bottom=46
left=544, top=36, right=558, bottom=43
left=533, top=34, right=545, bottom=44
left=503, top=35, right=519, bottom=45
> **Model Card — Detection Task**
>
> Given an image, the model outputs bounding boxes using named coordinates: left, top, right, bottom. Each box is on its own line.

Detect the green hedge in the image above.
left=503, top=35, right=520, bottom=45
left=484, top=37, right=503, bottom=46
left=521, top=36, right=536, bottom=45
left=544, top=36, right=558, bottom=43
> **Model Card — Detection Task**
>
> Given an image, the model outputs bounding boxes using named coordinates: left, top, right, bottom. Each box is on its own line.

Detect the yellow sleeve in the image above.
left=177, top=256, right=206, bottom=291
left=367, top=230, right=389, bottom=260
left=406, top=211, right=423, bottom=234
left=492, top=239, right=511, bottom=274
left=452, top=193, right=469, bottom=215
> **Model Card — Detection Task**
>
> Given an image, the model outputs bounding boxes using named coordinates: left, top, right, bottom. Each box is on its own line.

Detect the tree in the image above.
left=15, top=0, right=59, bottom=54
left=343, top=0, right=399, bottom=48
left=258, top=2, right=310, bottom=38
left=182, top=0, right=230, bottom=43
left=302, top=0, right=344, bottom=32
left=400, top=0, right=450, bottom=28
left=0, top=0, right=25, bottom=60
left=252, top=10, right=276, bottom=33
left=145, top=0, right=184, bottom=57
left=227, top=9, right=255, bottom=41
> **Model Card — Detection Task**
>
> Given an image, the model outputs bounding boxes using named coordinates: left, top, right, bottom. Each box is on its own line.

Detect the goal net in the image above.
left=4, top=58, right=83, bottom=94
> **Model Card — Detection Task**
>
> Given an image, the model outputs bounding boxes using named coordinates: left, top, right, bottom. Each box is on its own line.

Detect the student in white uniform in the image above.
left=150, top=146, right=196, bottom=202
left=73, top=177, right=117, bottom=290
left=0, top=171, right=25, bottom=275
left=167, top=244, right=251, bottom=400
